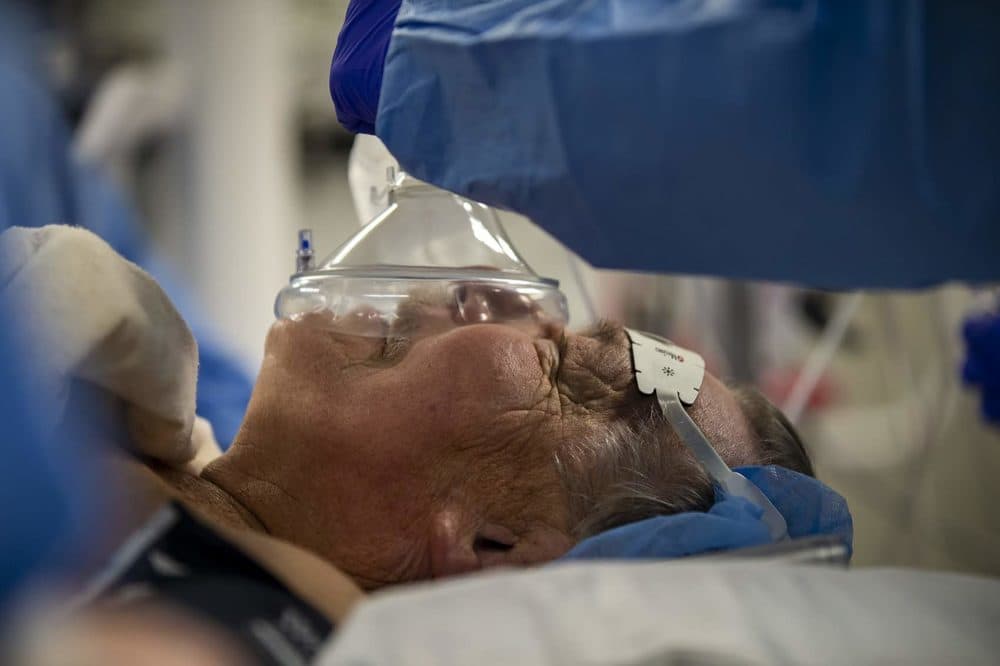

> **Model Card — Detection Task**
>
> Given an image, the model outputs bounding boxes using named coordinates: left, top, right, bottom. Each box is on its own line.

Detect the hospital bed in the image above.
left=698, top=535, right=850, bottom=567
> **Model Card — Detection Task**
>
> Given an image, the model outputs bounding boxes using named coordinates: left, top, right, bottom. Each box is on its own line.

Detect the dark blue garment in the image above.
left=562, top=465, right=852, bottom=560
left=92, top=504, right=333, bottom=665
left=376, top=0, right=1000, bottom=288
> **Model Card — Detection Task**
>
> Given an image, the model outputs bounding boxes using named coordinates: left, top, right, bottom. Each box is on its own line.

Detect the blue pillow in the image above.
left=562, top=466, right=852, bottom=561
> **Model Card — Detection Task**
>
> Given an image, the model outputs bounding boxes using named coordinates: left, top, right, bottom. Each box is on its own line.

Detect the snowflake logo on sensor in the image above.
left=662, top=367, right=675, bottom=376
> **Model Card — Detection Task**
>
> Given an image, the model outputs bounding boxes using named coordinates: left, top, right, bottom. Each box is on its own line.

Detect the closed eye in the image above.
left=367, top=335, right=411, bottom=366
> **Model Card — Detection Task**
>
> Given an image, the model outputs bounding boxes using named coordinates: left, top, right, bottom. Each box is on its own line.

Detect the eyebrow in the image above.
left=580, top=320, right=632, bottom=371
left=569, top=320, right=635, bottom=386
left=379, top=335, right=412, bottom=364
left=391, top=286, right=453, bottom=337
left=578, top=319, right=623, bottom=345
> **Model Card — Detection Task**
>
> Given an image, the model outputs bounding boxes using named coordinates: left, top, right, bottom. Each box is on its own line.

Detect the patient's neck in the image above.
left=153, top=457, right=268, bottom=533
left=197, top=438, right=305, bottom=542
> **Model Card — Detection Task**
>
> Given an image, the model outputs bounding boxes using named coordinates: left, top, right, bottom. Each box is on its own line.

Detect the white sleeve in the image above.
left=0, top=225, right=199, bottom=464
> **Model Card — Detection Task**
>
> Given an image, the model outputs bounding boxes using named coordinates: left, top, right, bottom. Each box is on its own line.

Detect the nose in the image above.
left=455, top=283, right=539, bottom=325
left=539, top=321, right=566, bottom=343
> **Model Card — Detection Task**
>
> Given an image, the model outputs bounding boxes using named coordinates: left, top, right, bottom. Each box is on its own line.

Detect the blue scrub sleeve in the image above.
left=375, top=0, right=1000, bottom=288
left=0, top=315, right=77, bottom=609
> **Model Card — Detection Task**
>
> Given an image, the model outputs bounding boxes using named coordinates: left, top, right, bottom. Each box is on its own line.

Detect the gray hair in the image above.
left=555, top=407, right=714, bottom=539
left=556, top=386, right=813, bottom=540
left=732, top=385, right=814, bottom=477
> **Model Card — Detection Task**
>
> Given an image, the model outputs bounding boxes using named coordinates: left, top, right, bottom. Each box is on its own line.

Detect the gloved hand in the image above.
left=963, top=310, right=1000, bottom=424
left=561, top=466, right=852, bottom=560
left=329, top=0, right=401, bottom=134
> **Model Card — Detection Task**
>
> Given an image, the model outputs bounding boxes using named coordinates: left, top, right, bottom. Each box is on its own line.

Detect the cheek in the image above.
left=365, top=328, right=551, bottom=476
left=415, top=327, right=548, bottom=410
left=267, top=324, right=552, bottom=490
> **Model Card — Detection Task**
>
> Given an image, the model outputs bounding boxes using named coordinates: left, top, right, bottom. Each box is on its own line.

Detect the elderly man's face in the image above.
left=239, top=310, right=753, bottom=588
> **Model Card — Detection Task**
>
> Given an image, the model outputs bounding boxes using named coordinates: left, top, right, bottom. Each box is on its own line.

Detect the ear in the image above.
left=428, top=508, right=481, bottom=578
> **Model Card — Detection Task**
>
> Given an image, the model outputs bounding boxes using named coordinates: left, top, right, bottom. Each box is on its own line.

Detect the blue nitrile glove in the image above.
left=963, top=311, right=1000, bottom=425
left=330, top=0, right=401, bottom=134
left=561, top=466, right=852, bottom=560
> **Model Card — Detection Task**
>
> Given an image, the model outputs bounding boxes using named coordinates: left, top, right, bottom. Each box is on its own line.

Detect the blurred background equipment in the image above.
left=8, top=0, right=998, bottom=585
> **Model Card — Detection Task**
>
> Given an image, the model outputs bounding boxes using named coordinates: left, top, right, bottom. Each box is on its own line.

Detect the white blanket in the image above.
left=0, top=225, right=212, bottom=465
left=322, top=560, right=1000, bottom=665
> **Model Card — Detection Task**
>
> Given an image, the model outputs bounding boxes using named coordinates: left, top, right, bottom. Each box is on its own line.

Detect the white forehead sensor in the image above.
left=625, top=328, right=788, bottom=541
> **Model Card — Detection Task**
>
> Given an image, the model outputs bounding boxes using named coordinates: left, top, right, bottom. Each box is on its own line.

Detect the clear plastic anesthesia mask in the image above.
left=275, top=169, right=568, bottom=337
left=625, top=328, right=788, bottom=540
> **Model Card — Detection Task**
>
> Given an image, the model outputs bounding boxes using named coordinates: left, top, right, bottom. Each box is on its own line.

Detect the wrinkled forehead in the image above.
left=565, top=321, right=635, bottom=385
left=559, top=322, right=748, bottom=440
left=266, top=311, right=746, bottom=446
left=551, top=321, right=642, bottom=418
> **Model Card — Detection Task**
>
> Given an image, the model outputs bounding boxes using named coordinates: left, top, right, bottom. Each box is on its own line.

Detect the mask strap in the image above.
left=626, top=328, right=788, bottom=541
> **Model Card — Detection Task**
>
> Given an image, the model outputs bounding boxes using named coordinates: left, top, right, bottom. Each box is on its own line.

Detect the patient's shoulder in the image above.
left=100, top=449, right=365, bottom=623
left=92, top=447, right=176, bottom=544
